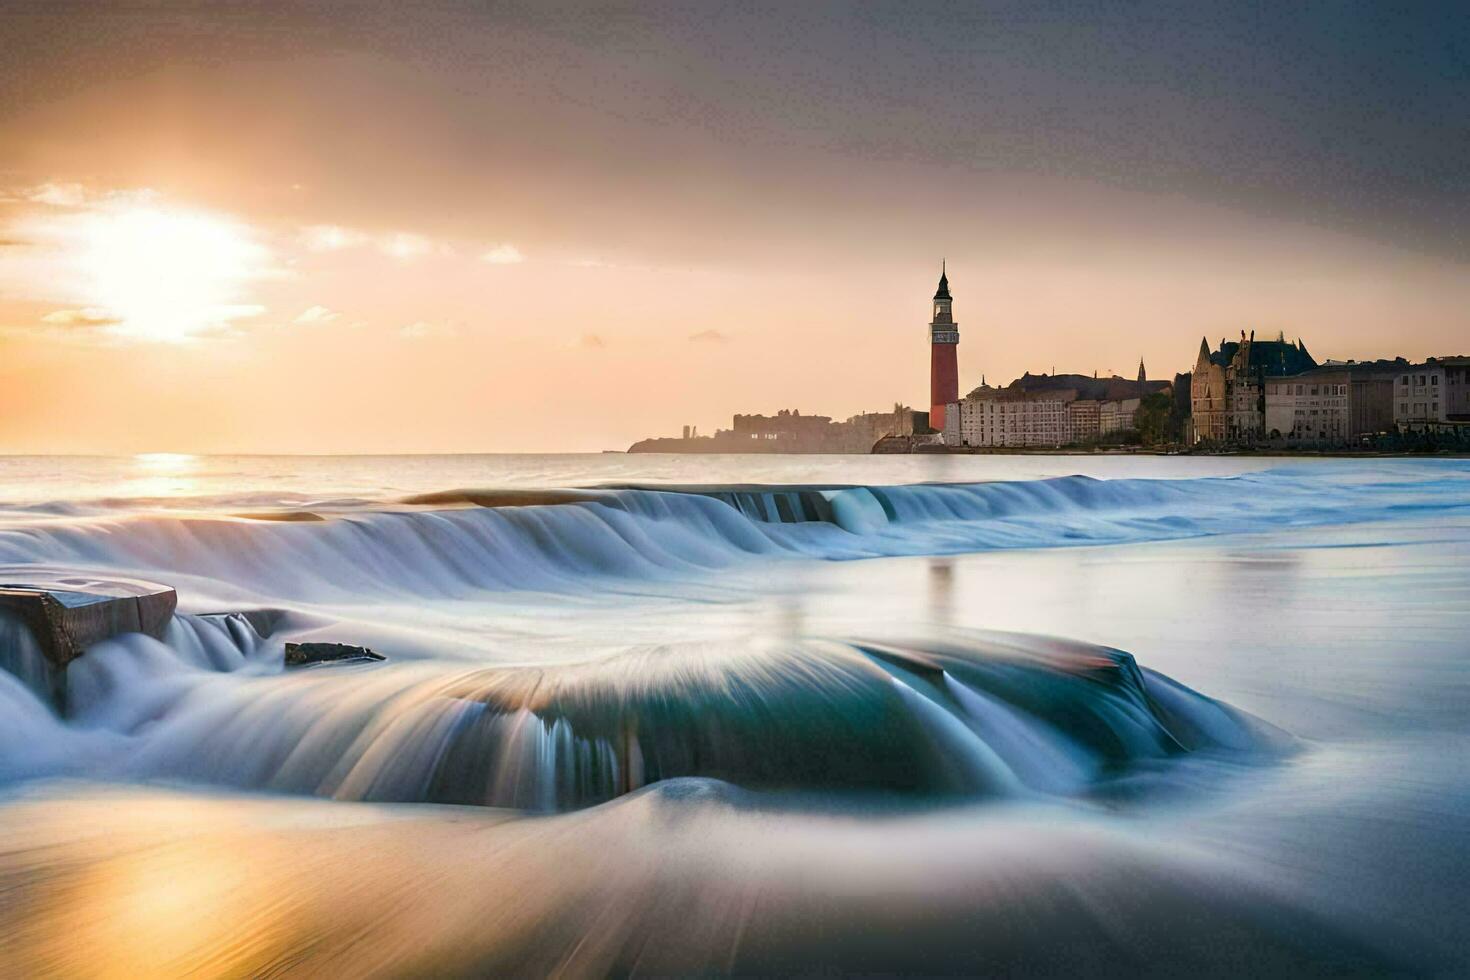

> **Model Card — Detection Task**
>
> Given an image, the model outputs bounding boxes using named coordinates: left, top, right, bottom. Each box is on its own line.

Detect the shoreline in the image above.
left=625, top=445, right=1470, bottom=459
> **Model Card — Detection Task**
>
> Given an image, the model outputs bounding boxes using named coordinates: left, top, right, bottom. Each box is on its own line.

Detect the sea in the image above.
left=0, top=452, right=1466, bottom=976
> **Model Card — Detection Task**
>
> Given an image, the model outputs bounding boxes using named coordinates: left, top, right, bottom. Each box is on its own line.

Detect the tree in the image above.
left=1134, top=392, right=1175, bottom=446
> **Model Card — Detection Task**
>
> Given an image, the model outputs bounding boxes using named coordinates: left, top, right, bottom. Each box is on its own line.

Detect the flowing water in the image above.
left=0, top=453, right=1466, bottom=976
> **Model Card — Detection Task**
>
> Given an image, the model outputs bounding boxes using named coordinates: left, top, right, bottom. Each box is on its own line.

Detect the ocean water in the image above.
left=0, top=453, right=1466, bottom=976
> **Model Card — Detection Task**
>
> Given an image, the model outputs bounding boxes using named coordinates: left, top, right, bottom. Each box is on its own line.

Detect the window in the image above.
left=1431, top=375, right=1439, bottom=386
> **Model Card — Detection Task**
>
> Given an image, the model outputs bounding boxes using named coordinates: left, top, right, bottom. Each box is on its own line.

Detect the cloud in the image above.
left=26, top=182, right=89, bottom=207
left=578, top=333, right=605, bottom=348
left=300, top=224, right=369, bottom=251
left=380, top=232, right=435, bottom=259
left=19, top=183, right=158, bottom=209
left=399, top=320, right=459, bottom=340
left=294, top=305, right=340, bottom=325
left=40, top=307, right=122, bottom=328
left=688, top=329, right=729, bottom=343
left=301, top=225, right=446, bottom=259
left=481, top=243, right=524, bottom=265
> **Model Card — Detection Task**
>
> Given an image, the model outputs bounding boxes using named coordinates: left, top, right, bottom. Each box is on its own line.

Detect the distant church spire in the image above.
left=1137, top=358, right=1146, bottom=384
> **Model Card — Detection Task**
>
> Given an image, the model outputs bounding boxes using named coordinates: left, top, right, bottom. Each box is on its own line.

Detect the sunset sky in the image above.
left=0, top=2, right=1466, bottom=453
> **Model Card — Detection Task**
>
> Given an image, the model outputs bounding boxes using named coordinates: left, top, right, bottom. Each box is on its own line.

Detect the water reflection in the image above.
left=927, top=557, right=955, bottom=625
left=0, top=782, right=1411, bottom=976
left=128, top=453, right=201, bottom=499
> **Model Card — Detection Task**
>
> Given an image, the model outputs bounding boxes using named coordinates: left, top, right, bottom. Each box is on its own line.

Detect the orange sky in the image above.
left=0, top=5, right=1465, bottom=453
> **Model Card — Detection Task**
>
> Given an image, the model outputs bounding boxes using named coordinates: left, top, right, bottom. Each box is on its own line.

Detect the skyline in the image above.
left=1, top=1, right=1467, bottom=454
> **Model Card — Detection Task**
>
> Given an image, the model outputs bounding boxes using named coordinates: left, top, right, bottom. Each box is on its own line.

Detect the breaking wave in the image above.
left=0, top=623, right=1289, bottom=811
left=0, top=464, right=1459, bottom=809
left=0, top=467, right=1465, bottom=602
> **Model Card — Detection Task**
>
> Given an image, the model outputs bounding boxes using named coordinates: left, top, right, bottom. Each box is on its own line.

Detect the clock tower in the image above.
left=929, top=263, right=960, bottom=430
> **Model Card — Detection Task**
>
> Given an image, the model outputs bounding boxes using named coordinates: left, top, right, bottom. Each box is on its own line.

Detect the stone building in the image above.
left=1263, top=369, right=1355, bottom=443
left=945, top=387, right=1077, bottom=448
left=842, top=405, right=922, bottom=450
left=1099, top=398, right=1142, bottom=436
left=633, top=404, right=924, bottom=454
left=1443, top=358, right=1470, bottom=422
left=1393, top=364, right=1447, bottom=430
left=731, top=409, right=835, bottom=445
left=941, top=366, right=1168, bottom=448
left=1067, top=400, right=1100, bottom=442
left=1192, top=332, right=1318, bottom=443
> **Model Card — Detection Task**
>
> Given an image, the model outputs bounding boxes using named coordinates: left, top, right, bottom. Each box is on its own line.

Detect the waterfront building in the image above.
left=1192, top=332, right=1318, bottom=443
left=1261, top=365, right=1397, bottom=445
left=1068, top=400, right=1100, bottom=442
left=1394, top=364, right=1446, bottom=430
left=940, top=403, right=962, bottom=447
left=1443, top=358, right=1470, bottom=422
left=1098, top=398, right=1142, bottom=436
left=946, top=386, right=1076, bottom=448
left=928, top=266, right=960, bottom=432
left=1264, top=370, right=1353, bottom=442
left=631, top=404, right=925, bottom=453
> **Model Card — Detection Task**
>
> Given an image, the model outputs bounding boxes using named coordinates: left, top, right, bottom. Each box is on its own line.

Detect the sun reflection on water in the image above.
left=129, top=453, right=202, bottom=498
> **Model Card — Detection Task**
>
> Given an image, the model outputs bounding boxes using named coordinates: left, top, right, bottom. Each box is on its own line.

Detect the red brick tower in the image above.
left=929, top=263, right=960, bottom=430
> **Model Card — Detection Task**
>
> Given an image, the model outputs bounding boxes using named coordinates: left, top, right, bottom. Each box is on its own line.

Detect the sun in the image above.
left=35, top=197, right=273, bottom=343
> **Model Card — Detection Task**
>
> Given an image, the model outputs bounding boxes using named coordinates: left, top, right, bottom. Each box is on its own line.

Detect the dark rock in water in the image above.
left=284, top=641, right=386, bottom=667
left=0, top=575, right=176, bottom=669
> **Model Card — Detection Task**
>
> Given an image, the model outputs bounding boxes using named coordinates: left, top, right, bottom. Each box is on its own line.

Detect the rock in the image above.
left=0, top=575, right=176, bottom=670
left=284, top=641, right=386, bottom=668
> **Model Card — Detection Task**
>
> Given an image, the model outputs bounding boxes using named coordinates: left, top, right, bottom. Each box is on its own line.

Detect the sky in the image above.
left=0, top=1, right=1466, bottom=453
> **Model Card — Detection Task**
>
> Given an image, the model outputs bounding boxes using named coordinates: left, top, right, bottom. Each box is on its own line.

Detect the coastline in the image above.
left=624, top=443, right=1470, bottom=459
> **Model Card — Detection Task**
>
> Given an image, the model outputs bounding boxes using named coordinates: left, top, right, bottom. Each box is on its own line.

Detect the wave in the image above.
left=0, top=467, right=1458, bottom=605
left=0, top=625, right=1290, bottom=810
left=0, top=469, right=1465, bottom=605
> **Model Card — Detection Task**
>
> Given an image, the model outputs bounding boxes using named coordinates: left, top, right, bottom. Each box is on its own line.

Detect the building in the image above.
left=945, top=386, right=1077, bottom=448
left=1008, top=370, right=1164, bottom=403
left=928, top=265, right=960, bottom=432
left=842, top=405, right=923, bottom=450
left=630, top=403, right=927, bottom=454
left=1263, top=369, right=1354, bottom=442
left=1099, top=398, right=1142, bottom=436
left=1393, top=364, right=1446, bottom=430
left=1068, top=400, right=1100, bottom=442
left=939, top=365, right=1168, bottom=449
left=731, top=409, right=834, bottom=444
left=1444, top=357, right=1470, bottom=422
left=1192, top=332, right=1319, bottom=443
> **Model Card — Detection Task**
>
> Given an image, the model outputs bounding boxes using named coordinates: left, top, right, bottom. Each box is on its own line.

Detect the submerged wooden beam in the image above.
left=0, top=575, right=176, bottom=670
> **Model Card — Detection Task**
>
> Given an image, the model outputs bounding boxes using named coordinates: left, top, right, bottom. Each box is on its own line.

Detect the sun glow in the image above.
left=33, top=198, right=273, bottom=343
